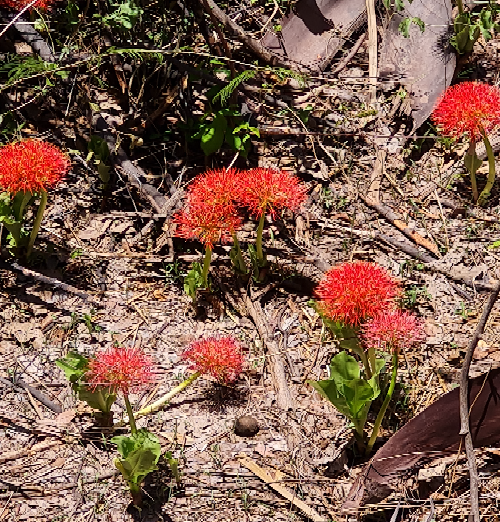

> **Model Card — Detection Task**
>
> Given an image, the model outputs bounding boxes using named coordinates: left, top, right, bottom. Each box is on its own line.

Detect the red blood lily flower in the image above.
left=432, top=82, right=500, bottom=142
left=185, top=168, right=241, bottom=207
left=181, top=336, right=244, bottom=384
left=362, top=310, right=423, bottom=354
left=86, top=346, right=156, bottom=395
left=0, top=139, right=70, bottom=194
left=239, top=168, right=307, bottom=219
left=314, top=261, right=400, bottom=326
left=0, top=0, right=54, bottom=10
left=173, top=201, right=242, bottom=249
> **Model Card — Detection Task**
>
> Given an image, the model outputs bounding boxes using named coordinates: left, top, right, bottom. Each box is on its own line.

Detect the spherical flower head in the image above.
left=173, top=201, right=242, bottom=249
left=314, top=262, right=401, bottom=326
left=0, top=139, right=70, bottom=194
left=432, top=82, right=500, bottom=142
left=186, top=168, right=241, bottom=207
left=362, top=310, right=423, bottom=354
left=181, top=336, right=244, bottom=384
left=0, top=0, right=54, bottom=10
left=86, top=346, right=156, bottom=395
left=239, top=168, right=307, bottom=219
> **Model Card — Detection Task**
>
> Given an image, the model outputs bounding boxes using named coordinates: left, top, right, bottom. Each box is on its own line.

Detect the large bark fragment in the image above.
left=342, top=368, right=500, bottom=512
left=261, top=0, right=367, bottom=72
left=378, top=0, right=456, bottom=129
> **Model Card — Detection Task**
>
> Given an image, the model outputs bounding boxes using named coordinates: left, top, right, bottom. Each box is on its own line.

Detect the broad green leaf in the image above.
left=329, top=351, right=361, bottom=384
left=55, top=351, right=89, bottom=382
left=200, top=112, right=227, bottom=156
left=112, top=429, right=161, bottom=489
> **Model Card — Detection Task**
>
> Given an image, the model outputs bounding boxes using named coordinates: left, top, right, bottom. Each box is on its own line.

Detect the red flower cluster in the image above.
left=181, top=336, right=244, bottom=384
left=0, top=0, right=53, bottom=10
left=239, top=168, right=308, bottom=218
left=432, top=82, right=500, bottom=142
left=173, top=167, right=307, bottom=248
left=86, top=346, right=156, bottom=395
left=314, top=262, right=400, bottom=326
left=362, top=310, right=423, bottom=354
left=0, top=139, right=70, bottom=194
left=173, top=169, right=242, bottom=249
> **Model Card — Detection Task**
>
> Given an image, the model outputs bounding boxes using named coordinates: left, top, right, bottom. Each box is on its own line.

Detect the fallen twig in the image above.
left=365, top=0, right=377, bottom=104
left=459, top=281, right=500, bottom=522
left=361, top=195, right=440, bottom=256
left=0, top=376, right=62, bottom=414
left=204, top=0, right=288, bottom=67
left=0, top=260, right=98, bottom=303
left=239, top=456, right=325, bottom=522
left=332, top=32, right=367, bottom=75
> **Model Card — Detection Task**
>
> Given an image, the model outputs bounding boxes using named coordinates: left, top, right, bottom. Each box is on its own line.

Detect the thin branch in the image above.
left=459, top=281, right=500, bottom=522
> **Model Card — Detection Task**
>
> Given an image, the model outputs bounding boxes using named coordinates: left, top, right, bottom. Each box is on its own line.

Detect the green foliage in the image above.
left=184, top=262, right=205, bottom=301
left=95, top=0, right=143, bottom=31
left=398, top=16, right=425, bottom=38
left=0, top=55, right=61, bottom=85
left=192, top=107, right=259, bottom=157
left=0, top=191, right=35, bottom=252
left=451, top=3, right=500, bottom=54
left=87, top=136, right=111, bottom=186
left=56, top=352, right=117, bottom=414
left=108, top=47, right=164, bottom=64
left=308, top=351, right=385, bottom=437
left=212, top=70, right=256, bottom=106
left=112, top=428, right=161, bottom=504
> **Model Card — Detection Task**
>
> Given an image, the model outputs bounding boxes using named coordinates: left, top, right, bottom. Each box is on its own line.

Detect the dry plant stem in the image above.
left=365, top=0, right=377, bottom=105
left=26, top=189, right=47, bottom=258
left=478, top=130, right=496, bottom=206
left=203, top=0, right=288, bottom=66
left=332, top=32, right=367, bottom=75
left=466, top=141, right=479, bottom=203
left=241, top=286, right=294, bottom=410
left=366, top=351, right=398, bottom=456
left=459, top=281, right=500, bottom=522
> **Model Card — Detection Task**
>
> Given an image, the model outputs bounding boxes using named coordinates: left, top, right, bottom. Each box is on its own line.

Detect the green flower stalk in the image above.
left=432, top=82, right=500, bottom=206
left=0, top=139, right=70, bottom=258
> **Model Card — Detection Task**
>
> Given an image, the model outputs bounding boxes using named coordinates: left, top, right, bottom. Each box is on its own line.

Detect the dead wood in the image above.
left=240, top=287, right=295, bottom=411
left=459, top=281, right=500, bottom=522
left=262, top=0, right=367, bottom=72
left=343, top=366, right=500, bottom=513
left=0, top=376, right=62, bottom=414
left=95, top=115, right=181, bottom=215
left=0, top=260, right=98, bottom=303
left=360, top=194, right=440, bottom=256
left=378, top=0, right=456, bottom=129
left=332, top=32, right=366, bottom=76
left=203, top=0, right=288, bottom=67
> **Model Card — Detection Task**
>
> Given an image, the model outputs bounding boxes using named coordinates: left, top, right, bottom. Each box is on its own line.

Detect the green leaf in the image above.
left=184, top=263, right=205, bottom=300
left=55, top=351, right=89, bottom=383
left=329, top=351, right=361, bottom=384
left=398, top=18, right=411, bottom=38
left=200, top=112, right=227, bottom=156
left=464, top=149, right=483, bottom=176
left=488, top=240, right=500, bottom=250
left=112, top=429, right=161, bottom=491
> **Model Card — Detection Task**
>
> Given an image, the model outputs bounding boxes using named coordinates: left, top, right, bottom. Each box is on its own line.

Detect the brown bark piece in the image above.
left=378, top=0, right=456, bottom=129
left=262, top=0, right=367, bottom=72
left=342, top=368, right=500, bottom=512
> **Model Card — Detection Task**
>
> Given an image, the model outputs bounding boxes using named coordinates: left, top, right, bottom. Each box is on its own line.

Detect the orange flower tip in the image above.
left=86, top=346, right=156, bottom=395
left=432, top=82, right=500, bottom=142
left=181, top=336, right=244, bottom=384
left=362, top=310, right=424, bottom=353
left=314, top=261, right=401, bottom=326
left=0, top=0, right=54, bottom=10
left=238, top=168, right=308, bottom=218
left=0, top=139, right=70, bottom=194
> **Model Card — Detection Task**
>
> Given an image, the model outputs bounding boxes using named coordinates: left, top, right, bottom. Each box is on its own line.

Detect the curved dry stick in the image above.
left=459, top=281, right=500, bottom=522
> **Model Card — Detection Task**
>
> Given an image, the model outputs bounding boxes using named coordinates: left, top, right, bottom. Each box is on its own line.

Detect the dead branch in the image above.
left=0, top=376, right=62, bottom=414
left=203, top=0, right=289, bottom=67
left=459, top=281, right=500, bottom=522
left=332, top=32, right=366, bottom=75
left=0, top=260, right=98, bottom=303
left=360, top=194, right=440, bottom=256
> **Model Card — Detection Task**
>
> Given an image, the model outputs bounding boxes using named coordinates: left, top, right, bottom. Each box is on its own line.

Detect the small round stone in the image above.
left=234, top=415, right=259, bottom=437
